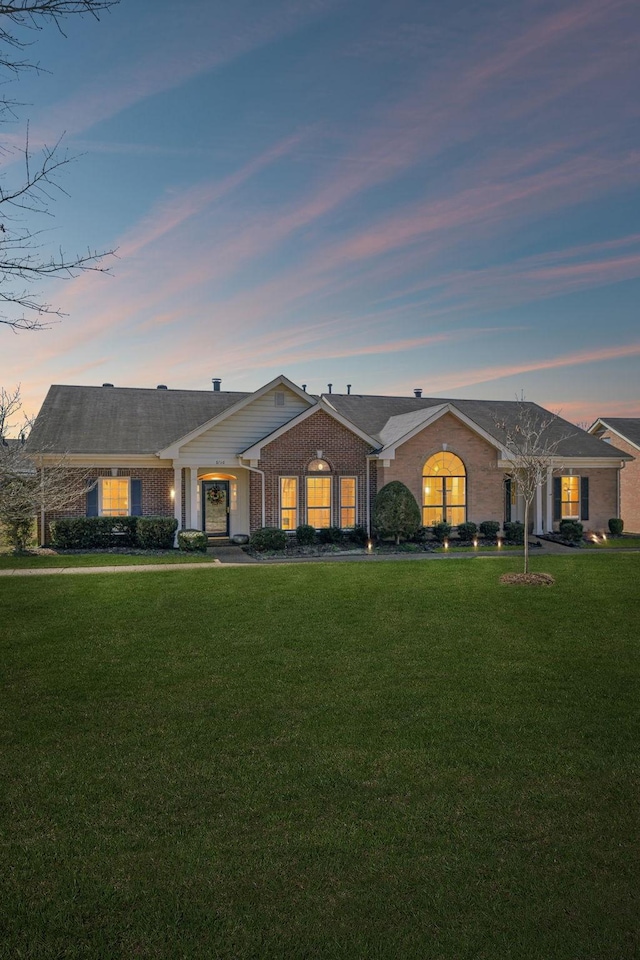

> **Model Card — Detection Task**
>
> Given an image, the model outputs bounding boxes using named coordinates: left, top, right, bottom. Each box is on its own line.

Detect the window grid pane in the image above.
left=280, top=478, right=298, bottom=530
left=307, top=477, right=331, bottom=528
left=340, top=478, right=356, bottom=528
left=102, top=479, right=129, bottom=516
left=561, top=476, right=580, bottom=518
left=423, top=453, right=466, bottom=526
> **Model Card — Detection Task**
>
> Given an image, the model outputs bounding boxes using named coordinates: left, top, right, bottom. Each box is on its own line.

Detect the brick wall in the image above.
left=253, top=409, right=373, bottom=531
left=570, top=467, right=619, bottom=532
left=40, top=466, right=174, bottom=543
left=595, top=433, right=640, bottom=533
left=379, top=412, right=504, bottom=525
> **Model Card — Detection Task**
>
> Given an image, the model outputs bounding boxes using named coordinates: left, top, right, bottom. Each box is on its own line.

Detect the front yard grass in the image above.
left=0, top=550, right=216, bottom=568
left=1, top=555, right=638, bottom=959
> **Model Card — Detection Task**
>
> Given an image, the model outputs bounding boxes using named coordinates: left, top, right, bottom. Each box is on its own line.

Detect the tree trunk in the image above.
left=523, top=500, right=530, bottom=574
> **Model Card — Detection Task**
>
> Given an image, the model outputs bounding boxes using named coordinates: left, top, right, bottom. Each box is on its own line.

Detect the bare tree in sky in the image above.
left=0, top=0, right=118, bottom=331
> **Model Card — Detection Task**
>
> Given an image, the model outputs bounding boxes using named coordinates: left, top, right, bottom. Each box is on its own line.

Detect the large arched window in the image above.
left=422, top=452, right=466, bottom=526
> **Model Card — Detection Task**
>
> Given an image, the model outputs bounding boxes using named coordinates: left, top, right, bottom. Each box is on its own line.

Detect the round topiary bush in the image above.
left=456, top=521, right=477, bottom=541
left=372, top=481, right=421, bottom=545
left=178, top=529, right=208, bottom=552
left=608, top=518, right=624, bottom=536
left=432, top=520, right=452, bottom=543
left=479, top=520, right=501, bottom=540
left=503, top=521, right=525, bottom=544
left=249, top=526, right=287, bottom=552
left=559, top=519, right=583, bottom=542
left=296, top=524, right=316, bottom=546
left=318, top=526, right=343, bottom=545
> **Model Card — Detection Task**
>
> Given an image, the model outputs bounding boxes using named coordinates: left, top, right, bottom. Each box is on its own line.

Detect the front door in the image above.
left=202, top=481, right=230, bottom=537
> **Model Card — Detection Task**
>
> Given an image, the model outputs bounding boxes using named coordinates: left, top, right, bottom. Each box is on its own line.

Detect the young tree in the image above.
left=496, top=403, right=569, bottom=574
left=0, top=384, right=92, bottom=550
left=1, top=1, right=118, bottom=331
left=372, top=480, right=421, bottom=545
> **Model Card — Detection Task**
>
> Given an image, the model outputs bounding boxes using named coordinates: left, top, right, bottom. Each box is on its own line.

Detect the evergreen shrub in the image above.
left=608, top=518, right=624, bottom=535
left=249, top=527, right=286, bottom=552
left=136, top=516, right=178, bottom=549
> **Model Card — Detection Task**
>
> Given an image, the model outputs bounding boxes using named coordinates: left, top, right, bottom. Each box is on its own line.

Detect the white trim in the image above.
left=240, top=398, right=378, bottom=458
left=37, top=454, right=166, bottom=467
left=99, top=476, right=131, bottom=517
left=279, top=476, right=298, bottom=532
left=498, top=456, right=626, bottom=469
left=339, top=476, right=357, bottom=529
left=173, top=466, right=182, bottom=536
left=587, top=419, right=640, bottom=453
left=376, top=403, right=503, bottom=460
left=157, top=375, right=316, bottom=457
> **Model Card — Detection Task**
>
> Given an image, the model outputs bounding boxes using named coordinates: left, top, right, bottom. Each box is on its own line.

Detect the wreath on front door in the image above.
left=206, top=485, right=225, bottom=505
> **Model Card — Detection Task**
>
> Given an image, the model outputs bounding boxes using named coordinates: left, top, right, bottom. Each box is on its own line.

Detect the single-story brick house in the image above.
left=588, top=418, right=640, bottom=533
left=27, top=374, right=630, bottom=543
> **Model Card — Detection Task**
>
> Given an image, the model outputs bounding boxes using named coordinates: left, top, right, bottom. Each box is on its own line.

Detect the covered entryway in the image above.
left=201, top=479, right=230, bottom=537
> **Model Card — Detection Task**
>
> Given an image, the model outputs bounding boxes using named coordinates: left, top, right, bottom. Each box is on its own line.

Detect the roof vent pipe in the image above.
left=414, top=388, right=423, bottom=398
left=347, top=384, right=352, bottom=395
left=102, top=383, right=114, bottom=388
left=302, top=384, right=307, bottom=392
left=212, top=378, right=221, bottom=392
left=157, top=384, right=168, bottom=390
left=327, top=383, right=332, bottom=394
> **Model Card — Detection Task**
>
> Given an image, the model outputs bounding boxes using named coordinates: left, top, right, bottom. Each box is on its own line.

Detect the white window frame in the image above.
left=339, top=476, right=357, bottom=529
left=99, top=477, right=131, bottom=517
left=306, top=475, right=332, bottom=529
left=561, top=475, right=580, bottom=520
left=279, top=476, right=298, bottom=531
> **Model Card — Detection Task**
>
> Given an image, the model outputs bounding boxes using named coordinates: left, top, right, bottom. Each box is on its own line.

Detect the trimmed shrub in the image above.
left=318, top=526, right=343, bottom=545
left=559, top=519, right=583, bottom=542
left=479, top=520, right=500, bottom=540
left=456, top=521, right=477, bottom=541
left=1, top=517, right=35, bottom=552
left=608, top=518, right=624, bottom=535
left=503, top=521, right=525, bottom=544
left=432, top=520, right=452, bottom=543
left=348, top=525, right=368, bottom=546
left=411, top=526, right=430, bottom=544
left=178, top=529, right=208, bottom=552
left=49, top=516, right=137, bottom=549
left=295, top=524, right=316, bottom=546
left=136, top=516, right=178, bottom=549
left=249, top=526, right=286, bottom=552
left=372, top=481, right=421, bottom=544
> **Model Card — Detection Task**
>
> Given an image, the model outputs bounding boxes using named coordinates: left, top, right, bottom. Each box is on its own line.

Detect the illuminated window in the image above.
left=422, top=452, right=466, bottom=526
left=340, top=477, right=357, bottom=528
left=101, top=478, right=129, bottom=516
left=561, top=476, right=580, bottom=519
left=280, top=477, right=298, bottom=530
left=307, top=476, right=331, bottom=528
left=307, top=458, right=330, bottom=472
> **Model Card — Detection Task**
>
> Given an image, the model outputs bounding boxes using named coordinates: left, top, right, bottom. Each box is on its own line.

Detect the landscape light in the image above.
left=473, top=538, right=478, bottom=548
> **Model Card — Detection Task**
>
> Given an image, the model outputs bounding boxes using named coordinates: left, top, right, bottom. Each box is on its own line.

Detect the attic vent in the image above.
left=157, top=384, right=168, bottom=390
left=102, top=383, right=114, bottom=388
left=274, top=391, right=285, bottom=407
left=414, top=388, right=423, bottom=398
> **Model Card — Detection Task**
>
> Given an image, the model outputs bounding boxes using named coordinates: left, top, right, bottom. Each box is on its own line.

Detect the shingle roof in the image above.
left=324, top=394, right=629, bottom=459
left=594, top=418, right=640, bottom=449
left=27, top=385, right=250, bottom=455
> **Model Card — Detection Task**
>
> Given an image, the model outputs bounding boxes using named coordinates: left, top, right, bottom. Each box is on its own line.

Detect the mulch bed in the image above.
left=500, top=572, right=555, bottom=586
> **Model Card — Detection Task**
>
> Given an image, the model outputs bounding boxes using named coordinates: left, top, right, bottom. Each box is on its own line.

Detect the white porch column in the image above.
left=173, top=466, right=182, bottom=532
left=189, top=467, right=199, bottom=530
left=534, top=481, right=543, bottom=535
left=545, top=466, right=553, bottom=534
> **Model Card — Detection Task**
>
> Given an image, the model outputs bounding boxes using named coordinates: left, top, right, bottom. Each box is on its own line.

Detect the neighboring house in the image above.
left=588, top=418, right=640, bottom=533
left=27, top=374, right=630, bottom=543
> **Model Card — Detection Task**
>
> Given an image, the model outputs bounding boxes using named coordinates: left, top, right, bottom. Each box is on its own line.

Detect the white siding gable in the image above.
left=178, top=386, right=311, bottom=464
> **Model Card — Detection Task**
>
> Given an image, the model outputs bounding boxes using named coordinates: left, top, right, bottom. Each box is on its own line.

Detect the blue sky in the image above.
left=3, top=0, right=640, bottom=425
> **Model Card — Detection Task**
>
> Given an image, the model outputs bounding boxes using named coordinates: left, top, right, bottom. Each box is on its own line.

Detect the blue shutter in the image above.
left=553, top=477, right=562, bottom=522
left=504, top=479, right=512, bottom=523
left=86, top=482, right=98, bottom=517
left=131, top=479, right=142, bottom=516
left=580, top=477, right=589, bottom=521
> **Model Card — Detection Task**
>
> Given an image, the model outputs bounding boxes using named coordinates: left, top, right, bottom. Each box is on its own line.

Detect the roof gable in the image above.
left=588, top=418, right=640, bottom=451
left=240, top=399, right=378, bottom=458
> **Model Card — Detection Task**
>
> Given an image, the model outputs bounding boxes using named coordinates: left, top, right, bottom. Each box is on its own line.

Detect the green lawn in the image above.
left=582, top=536, right=640, bottom=550
left=1, top=556, right=638, bottom=959
left=0, top=550, right=217, bottom=568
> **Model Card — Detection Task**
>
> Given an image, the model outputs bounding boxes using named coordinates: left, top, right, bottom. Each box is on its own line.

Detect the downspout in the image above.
left=618, top=460, right=625, bottom=518
left=366, top=456, right=372, bottom=537
left=243, top=464, right=266, bottom=529
left=40, top=458, right=46, bottom=547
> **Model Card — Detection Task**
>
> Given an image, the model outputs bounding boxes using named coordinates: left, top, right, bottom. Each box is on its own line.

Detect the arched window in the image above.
left=307, top=458, right=331, bottom=472
left=422, top=452, right=466, bottom=526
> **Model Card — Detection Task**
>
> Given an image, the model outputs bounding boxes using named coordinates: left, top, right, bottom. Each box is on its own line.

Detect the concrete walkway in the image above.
left=0, top=538, right=582, bottom=577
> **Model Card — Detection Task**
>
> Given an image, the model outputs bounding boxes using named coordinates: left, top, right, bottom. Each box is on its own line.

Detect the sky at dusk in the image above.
left=2, top=0, right=640, bottom=427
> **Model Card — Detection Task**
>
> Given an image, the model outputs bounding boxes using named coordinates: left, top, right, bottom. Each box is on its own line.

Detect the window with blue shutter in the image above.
left=580, top=477, right=589, bottom=521
left=131, top=479, right=142, bottom=516
left=504, top=478, right=512, bottom=523
left=86, top=482, right=98, bottom=517
left=553, top=477, right=562, bottom=521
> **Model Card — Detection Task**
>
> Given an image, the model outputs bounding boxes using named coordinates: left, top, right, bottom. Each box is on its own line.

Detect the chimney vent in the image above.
left=302, top=384, right=307, bottom=392
left=414, top=388, right=423, bottom=398
left=157, top=384, right=168, bottom=390
left=212, top=378, right=221, bottom=392
left=347, top=384, right=352, bottom=395
left=102, top=383, right=114, bottom=388
left=327, top=383, right=332, bottom=394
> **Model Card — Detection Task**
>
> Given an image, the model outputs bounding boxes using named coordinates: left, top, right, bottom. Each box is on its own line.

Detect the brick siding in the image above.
left=596, top=433, right=640, bottom=533
left=253, top=409, right=374, bottom=531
